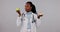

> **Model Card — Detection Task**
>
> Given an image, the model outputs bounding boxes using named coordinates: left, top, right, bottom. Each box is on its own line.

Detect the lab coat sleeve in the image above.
left=16, top=16, right=22, bottom=27
left=34, top=14, right=41, bottom=28
left=16, top=16, right=22, bottom=32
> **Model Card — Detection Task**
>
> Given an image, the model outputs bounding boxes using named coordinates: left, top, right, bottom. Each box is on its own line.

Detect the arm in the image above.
left=36, top=18, right=41, bottom=28
left=16, top=8, right=23, bottom=32
left=16, top=9, right=22, bottom=27
left=16, top=16, right=22, bottom=27
left=16, top=16, right=22, bottom=32
left=34, top=14, right=41, bottom=28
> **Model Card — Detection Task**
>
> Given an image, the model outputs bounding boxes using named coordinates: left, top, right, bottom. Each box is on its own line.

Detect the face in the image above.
left=25, top=3, right=32, bottom=12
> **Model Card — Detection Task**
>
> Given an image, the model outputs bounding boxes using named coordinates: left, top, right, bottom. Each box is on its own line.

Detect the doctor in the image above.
left=16, top=1, right=43, bottom=32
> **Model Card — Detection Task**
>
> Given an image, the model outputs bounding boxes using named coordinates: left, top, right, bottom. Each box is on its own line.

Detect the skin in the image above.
left=37, top=14, right=43, bottom=19
left=16, top=10, right=21, bottom=17
left=25, top=3, right=32, bottom=12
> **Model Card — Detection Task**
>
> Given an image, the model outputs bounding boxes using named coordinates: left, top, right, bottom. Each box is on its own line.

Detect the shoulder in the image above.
left=32, top=13, right=37, bottom=16
left=32, top=13, right=38, bottom=19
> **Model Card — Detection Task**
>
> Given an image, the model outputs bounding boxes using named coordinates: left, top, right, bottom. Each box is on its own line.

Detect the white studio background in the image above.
left=0, top=0, right=60, bottom=32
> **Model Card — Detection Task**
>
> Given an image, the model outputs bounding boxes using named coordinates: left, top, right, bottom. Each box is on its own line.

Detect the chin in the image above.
left=25, top=10, right=30, bottom=12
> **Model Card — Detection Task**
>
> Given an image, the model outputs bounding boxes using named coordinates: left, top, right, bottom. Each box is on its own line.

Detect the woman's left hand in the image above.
left=37, top=12, right=43, bottom=19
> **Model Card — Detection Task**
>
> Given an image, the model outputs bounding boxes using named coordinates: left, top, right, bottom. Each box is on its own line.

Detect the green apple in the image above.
left=16, top=8, right=20, bottom=11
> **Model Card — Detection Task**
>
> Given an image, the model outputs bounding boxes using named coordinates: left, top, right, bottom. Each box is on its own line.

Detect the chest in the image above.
left=21, top=13, right=36, bottom=25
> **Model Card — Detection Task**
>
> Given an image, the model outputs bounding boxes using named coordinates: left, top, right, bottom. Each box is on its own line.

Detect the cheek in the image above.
left=25, top=7, right=30, bottom=10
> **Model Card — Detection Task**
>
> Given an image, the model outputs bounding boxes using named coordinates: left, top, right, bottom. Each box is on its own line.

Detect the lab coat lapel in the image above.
left=30, top=13, right=33, bottom=23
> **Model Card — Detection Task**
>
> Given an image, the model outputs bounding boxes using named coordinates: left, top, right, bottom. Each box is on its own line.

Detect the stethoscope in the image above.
left=32, top=14, right=36, bottom=23
left=21, top=13, right=36, bottom=23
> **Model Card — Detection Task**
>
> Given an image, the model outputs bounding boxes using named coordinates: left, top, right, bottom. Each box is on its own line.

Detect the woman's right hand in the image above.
left=16, top=8, right=21, bottom=17
left=16, top=10, right=21, bottom=17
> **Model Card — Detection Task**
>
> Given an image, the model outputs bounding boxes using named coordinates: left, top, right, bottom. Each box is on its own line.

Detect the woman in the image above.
left=16, top=1, right=43, bottom=32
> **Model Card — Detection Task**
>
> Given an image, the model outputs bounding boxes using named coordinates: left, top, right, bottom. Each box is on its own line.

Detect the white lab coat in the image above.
left=16, top=13, right=41, bottom=32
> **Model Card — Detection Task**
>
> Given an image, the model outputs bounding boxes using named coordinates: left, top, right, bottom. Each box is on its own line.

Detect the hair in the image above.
left=26, top=1, right=37, bottom=14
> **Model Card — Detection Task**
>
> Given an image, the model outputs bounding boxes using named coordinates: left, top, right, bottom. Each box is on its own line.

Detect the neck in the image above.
left=26, top=11, right=31, bottom=13
left=26, top=11, right=32, bottom=14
